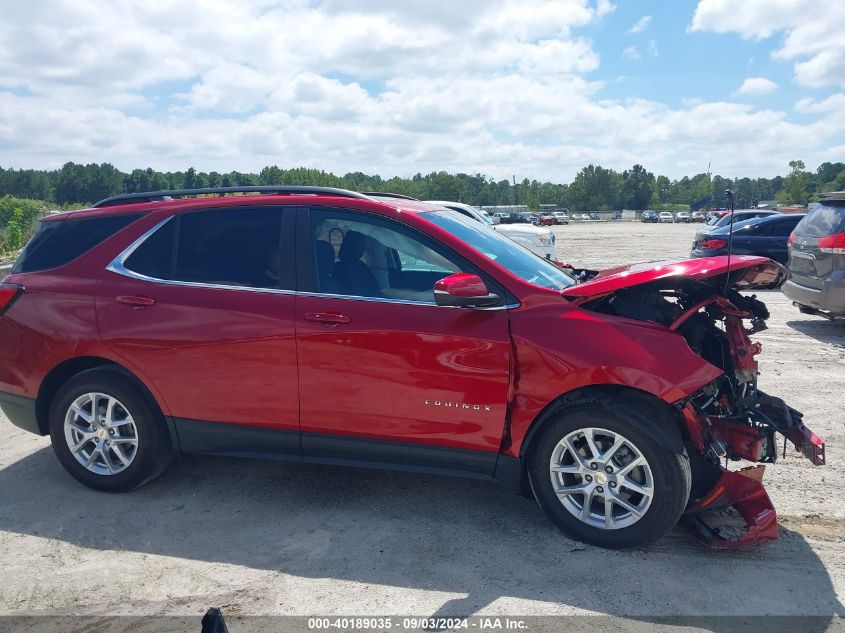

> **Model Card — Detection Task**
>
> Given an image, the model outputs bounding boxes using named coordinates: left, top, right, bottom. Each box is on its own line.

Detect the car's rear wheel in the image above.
left=49, top=368, right=172, bottom=491
left=528, top=401, right=690, bottom=549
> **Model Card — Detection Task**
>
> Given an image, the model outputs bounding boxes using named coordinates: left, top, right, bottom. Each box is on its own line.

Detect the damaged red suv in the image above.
left=0, top=187, right=825, bottom=549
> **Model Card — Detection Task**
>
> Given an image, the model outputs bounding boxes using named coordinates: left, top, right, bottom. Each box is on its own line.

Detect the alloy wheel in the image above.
left=63, top=392, right=139, bottom=476
left=549, top=427, right=654, bottom=530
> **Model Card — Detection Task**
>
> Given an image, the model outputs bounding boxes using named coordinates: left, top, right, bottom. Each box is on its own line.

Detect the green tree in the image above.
left=3, top=207, right=24, bottom=251
left=621, top=164, right=655, bottom=210
left=777, top=160, right=810, bottom=205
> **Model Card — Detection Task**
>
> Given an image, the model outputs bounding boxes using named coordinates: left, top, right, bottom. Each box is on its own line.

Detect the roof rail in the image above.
left=92, top=186, right=372, bottom=208
left=361, top=192, right=419, bottom=201
left=820, top=190, right=845, bottom=201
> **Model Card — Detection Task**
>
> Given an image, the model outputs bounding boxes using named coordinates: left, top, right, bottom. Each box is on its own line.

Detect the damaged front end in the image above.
left=674, top=297, right=825, bottom=547
left=565, top=256, right=826, bottom=548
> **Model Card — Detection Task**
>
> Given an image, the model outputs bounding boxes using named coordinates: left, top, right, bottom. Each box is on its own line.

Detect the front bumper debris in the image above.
left=680, top=391, right=825, bottom=549
left=683, top=466, right=778, bottom=549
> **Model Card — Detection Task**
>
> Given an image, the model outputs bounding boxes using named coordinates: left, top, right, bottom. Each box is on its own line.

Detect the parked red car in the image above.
left=0, top=187, right=824, bottom=549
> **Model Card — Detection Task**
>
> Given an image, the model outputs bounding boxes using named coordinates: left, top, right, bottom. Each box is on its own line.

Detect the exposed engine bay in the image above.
left=574, top=271, right=826, bottom=548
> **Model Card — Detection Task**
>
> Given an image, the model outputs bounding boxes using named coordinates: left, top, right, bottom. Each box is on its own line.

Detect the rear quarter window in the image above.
left=12, top=214, right=142, bottom=274
left=123, top=217, right=177, bottom=279
left=794, top=203, right=845, bottom=238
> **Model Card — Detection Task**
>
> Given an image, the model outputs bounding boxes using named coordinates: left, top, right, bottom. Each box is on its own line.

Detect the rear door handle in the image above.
left=116, top=295, right=156, bottom=307
left=304, top=311, right=351, bottom=325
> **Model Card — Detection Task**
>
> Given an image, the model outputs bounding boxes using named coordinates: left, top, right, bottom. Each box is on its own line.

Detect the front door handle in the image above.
left=116, top=295, right=156, bottom=308
left=304, top=311, right=351, bottom=325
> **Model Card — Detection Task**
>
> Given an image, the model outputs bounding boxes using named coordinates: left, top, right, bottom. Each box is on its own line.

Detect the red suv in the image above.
left=0, top=187, right=825, bottom=549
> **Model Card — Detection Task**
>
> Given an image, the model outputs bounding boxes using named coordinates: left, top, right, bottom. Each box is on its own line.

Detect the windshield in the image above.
left=477, top=211, right=494, bottom=225
left=422, top=210, right=576, bottom=290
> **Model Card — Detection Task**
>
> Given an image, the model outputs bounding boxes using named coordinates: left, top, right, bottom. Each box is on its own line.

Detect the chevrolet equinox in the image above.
left=0, top=186, right=825, bottom=549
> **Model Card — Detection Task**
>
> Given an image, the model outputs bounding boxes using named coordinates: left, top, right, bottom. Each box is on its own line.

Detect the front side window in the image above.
left=310, top=209, right=463, bottom=303
left=123, top=207, right=284, bottom=289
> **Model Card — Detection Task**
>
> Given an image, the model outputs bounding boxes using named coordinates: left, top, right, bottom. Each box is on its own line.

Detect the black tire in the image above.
left=527, top=399, right=691, bottom=549
left=48, top=367, right=172, bottom=492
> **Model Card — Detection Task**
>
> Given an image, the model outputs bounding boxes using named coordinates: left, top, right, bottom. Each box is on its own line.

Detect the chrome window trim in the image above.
left=296, top=290, right=517, bottom=310
left=106, top=215, right=519, bottom=310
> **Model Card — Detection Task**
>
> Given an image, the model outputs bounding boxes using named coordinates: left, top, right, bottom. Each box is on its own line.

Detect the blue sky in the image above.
left=591, top=2, right=817, bottom=114
left=0, top=0, right=842, bottom=181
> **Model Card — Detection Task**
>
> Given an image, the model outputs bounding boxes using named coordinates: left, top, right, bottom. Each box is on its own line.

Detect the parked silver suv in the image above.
left=782, top=191, right=845, bottom=318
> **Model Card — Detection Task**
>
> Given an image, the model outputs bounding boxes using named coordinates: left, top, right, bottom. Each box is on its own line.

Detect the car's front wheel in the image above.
left=528, top=400, right=690, bottom=549
left=49, top=368, right=172, bottom=491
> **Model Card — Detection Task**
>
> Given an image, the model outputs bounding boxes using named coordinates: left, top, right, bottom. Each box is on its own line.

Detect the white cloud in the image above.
left=623, top=46, right=641, bottom=60
left=736, top=77, right=779, bottom=96
left=647, top=40, right=659, bottom=58
left=691, top=0, right=845, bottom=89
left=595, top=0, right=616, bottom=18
left=627, top=15, right=652, bottom=34
left=0, top=0, right=840, bottom=182
left=795, top=93, right=845, bottom=113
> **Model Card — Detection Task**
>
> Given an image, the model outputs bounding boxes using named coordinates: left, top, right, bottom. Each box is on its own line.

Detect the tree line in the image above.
left=3, top=160, right=843, bottom=210
left=2, top=159, right=844, bottom=254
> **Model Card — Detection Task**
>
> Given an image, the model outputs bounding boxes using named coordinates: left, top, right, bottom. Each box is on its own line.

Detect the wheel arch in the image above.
left=503, top=384, right=690, bottom=494
left=36, top=356, right=178, bottom=450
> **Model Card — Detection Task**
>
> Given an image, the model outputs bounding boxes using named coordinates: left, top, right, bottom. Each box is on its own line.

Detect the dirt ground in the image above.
left=0, top=221, right=843, bottom=620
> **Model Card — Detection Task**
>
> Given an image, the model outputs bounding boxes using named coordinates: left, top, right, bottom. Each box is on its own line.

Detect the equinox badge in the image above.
left=424, top=399, right=492, bottom=412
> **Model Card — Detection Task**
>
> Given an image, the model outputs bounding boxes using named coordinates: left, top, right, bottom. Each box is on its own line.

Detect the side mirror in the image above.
left=434, top=273, right=502, bottom=308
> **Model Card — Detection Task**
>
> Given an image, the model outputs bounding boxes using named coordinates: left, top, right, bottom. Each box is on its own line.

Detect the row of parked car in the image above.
left=642, top=210, right=708, bottom=223
left=490, top=211, right=573, bottom=226
left=689, top=194, right=845, bottom=318
left=427, top=201, right=558, bottom=260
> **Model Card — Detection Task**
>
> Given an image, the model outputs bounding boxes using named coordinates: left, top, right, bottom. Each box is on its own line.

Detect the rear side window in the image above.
left=123, top=208, right=284, bottom=289
left=767, top=217, right=803, bottom=237
left=13, top=214, right=141, bottom=274
left=794, top=203, right=845, bottom=238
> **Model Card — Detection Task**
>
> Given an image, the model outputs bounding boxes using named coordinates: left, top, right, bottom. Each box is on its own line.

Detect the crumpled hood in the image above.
left=561, top=255, right=787, bottom=298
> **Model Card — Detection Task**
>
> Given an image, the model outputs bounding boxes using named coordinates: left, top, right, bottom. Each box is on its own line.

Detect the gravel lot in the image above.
left=0, top=221, right=843, bottom=621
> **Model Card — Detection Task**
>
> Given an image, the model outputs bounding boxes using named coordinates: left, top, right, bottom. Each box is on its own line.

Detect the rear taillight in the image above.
left=787, top=233, right=796, bottom=246
left=818, top=233, right=845, bottom=254
left=0, top=283, right=24, bottom=316
left=700, top=238, right=727, bottom=250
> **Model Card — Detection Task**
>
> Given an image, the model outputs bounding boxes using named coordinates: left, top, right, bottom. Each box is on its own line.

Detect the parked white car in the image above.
left=426, top=200, right=557, bottom=260
left=659, top=211, right=675, bottom=223
left=552, top=211, right=569, bottom=224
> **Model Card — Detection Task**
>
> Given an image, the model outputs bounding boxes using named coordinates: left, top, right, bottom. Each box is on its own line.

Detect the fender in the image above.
left=502, top=301, right=723, bottom=458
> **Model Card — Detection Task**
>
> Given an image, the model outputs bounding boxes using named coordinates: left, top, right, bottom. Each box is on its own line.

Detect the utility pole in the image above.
left=512, top=175, right=517, bottom=207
